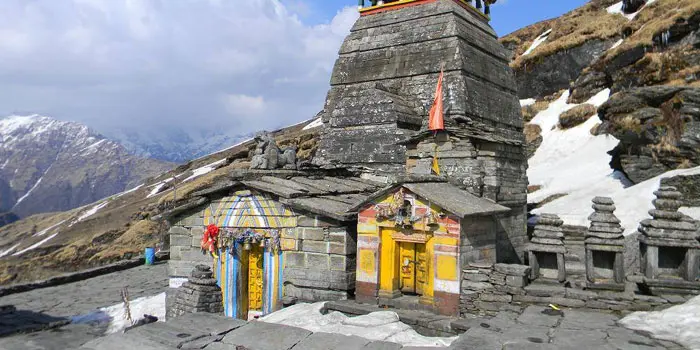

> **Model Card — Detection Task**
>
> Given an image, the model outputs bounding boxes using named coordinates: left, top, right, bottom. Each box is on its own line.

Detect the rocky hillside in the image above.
left=0, top=118, right=321, bottom=284
left=501, top=0, right=700, bottom=224
left=0, top=115, right=174, bottom=223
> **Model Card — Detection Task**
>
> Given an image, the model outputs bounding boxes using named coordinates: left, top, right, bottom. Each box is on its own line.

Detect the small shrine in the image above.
left=169, top=265, right=223, bottom=318
left=585, top=197, right=625, bottom=291
left=353, top=181, right=509, bottom=316
left=526, top=214, right=566, bottom=282
left=638, top=186, right=700, bottom=295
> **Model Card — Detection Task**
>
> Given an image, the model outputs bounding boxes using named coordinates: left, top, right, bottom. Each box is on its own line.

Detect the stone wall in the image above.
left=459, top=262, right=693, bottom=317
left=168, top=204, right=357, bottom=307
left=281, top=213, right=357, bottom=302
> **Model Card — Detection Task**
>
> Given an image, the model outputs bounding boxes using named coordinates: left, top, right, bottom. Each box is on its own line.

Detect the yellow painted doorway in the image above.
left=247, top=246, right=264, bottom=312
left=399, top=242, right=428, bottom=295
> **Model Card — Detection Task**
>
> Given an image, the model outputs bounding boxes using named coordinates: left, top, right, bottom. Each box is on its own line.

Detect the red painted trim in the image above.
left=360, top=0, right=437, bottom=16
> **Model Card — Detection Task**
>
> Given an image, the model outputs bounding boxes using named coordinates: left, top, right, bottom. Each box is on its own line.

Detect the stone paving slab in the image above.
left=291, top=332, right=370, bottom=350
left=79, top=332, right=172, bottom=350
left=164, top=312, right=246, bottom=336
left=123, top=321, right=208, bottom=348
left=221, top=322, right=312, bottom=350
left=363, top=341, right=403, bottom=350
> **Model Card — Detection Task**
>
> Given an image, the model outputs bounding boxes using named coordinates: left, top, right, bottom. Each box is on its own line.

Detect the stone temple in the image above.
left=165, top=0, right=700, bottom=324
left=314, top=0, right=528, bottom=263
left=165, top=0, right=528, bottom=320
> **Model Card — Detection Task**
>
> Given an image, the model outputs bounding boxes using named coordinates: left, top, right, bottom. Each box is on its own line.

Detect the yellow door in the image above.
left=415, top=244, right=428, bottom=295
left=399, top=242, right=416, bottom=293
left=248, top=246, right=264, bottom=311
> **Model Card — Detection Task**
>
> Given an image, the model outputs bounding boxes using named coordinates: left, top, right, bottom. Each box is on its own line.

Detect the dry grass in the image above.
left=159, top=164, right=234, bottom=205
left=527, top=185, right=542, bottom=193
left=91, top=220, right=160, bottom=261
left=524, top=123, right=542, bottom=144
left=508, top=2, right=628, bottom=69
left=521, top=100, right=551, bottom=122
left=559, top=104, right=597, bottom=129
left=650, top=98, right=685, bottom=156
left=613, top=115, right=644, bottom=134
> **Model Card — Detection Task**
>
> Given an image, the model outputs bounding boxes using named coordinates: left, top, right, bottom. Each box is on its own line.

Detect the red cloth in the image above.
left=428, top=70, right=444, bottom=131
left=201, top=224, right=219, bottom=253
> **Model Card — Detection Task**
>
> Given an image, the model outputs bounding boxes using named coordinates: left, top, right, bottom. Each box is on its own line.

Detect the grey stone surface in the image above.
left=363, top=341, right=403, bottom=350
left=165, top=312, right=247, bottom=336
left=292, top=332, right=370, bottom=350
left=221, top=322, right=312, bottom=350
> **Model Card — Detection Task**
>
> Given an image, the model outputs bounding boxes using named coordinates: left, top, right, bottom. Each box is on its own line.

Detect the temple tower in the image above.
left=314, top=0, right=528, bottom=263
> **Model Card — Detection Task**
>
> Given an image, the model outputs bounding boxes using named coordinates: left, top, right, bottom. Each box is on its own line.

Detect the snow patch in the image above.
left=71, top=292, right=167, bottom=334
left=610, top=39, right=624, bottom=50
left=169, top=278, right=188, bottom=289
left=182, top=159, right=227, bottom=182
left=260, top=302, right=455, bottom=347
left=147, top=183, right=167, bottom=198
left=302, top=118, right=324, bottom=130
left=607, top=0, right=655, bottom=20
left=13, top=177, right=43, bottom=207
left=0, top=244, right=20, bottom=258
left=113, top=184, right=144, bottom=199
left=520, top=98, right=536, bottom=107
left=34, top=220, right=67, bottom=237
left=522, top=29, right=552, bottom=56
left=528, top=88, right=700, bottom=233
left=619, top=295, right=700, bottom=350
left=12, top=232, right=59, bottom=256
left=71, top=201, right=109, bottom=225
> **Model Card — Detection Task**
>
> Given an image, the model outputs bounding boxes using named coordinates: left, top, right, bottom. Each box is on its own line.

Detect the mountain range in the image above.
left=0, top=115, right=174, bottom=225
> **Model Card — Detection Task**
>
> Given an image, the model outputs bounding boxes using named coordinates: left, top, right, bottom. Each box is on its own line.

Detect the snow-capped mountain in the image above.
left=107, top=127, right=254, bottom=163
left=0, top=115, right=173, bottom=221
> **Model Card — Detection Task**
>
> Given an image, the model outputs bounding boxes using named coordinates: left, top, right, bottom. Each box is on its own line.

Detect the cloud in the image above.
left=0, top=0, right=358, bottom=142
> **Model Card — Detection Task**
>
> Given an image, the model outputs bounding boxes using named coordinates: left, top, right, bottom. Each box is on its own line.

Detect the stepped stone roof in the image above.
left=586, top=197, right=625, bottom=247
left=638, top=186, right=700, bottom=248
left=159, top=169, right=383, bottom=222
left=527, top=214, right=566, bottom=254
left=351, top=181, right=509, bottom=217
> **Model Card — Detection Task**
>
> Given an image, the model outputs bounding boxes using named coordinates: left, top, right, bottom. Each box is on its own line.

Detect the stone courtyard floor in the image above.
left=0, top=262, right=688, bottom=349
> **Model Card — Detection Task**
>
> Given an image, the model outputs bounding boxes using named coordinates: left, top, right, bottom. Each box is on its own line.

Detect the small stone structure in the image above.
left=526, top=214, right=566, bottom=282
left=585, top=197, right=626, bottom=291
left=169, top=265, right=223, bottom=318
left=250, top=131, right=297, bottom=170
left=638, top=186, right=700, bottom=295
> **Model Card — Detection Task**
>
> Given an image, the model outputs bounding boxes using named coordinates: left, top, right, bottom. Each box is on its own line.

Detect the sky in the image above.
left=0, top=0, right=588, bottom=146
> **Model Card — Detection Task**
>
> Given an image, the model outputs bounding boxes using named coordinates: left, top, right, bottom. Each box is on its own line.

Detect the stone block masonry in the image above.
left=458, top=262, right=694, bottom=317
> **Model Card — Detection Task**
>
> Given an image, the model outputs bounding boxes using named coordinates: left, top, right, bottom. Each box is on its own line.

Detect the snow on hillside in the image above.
left=522, top=29, right=552, bottom=56
left=261, top=302, right=455, bottom=347
left=528, top=89, right=700, bottom=233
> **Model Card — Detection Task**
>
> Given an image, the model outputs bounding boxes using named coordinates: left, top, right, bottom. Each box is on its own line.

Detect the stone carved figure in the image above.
left=250, top=131, right=297, bottom=170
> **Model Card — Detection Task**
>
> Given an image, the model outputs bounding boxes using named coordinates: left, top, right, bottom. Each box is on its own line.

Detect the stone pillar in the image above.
left=584, top=197, right=625, bottom=291
left=525, top=214, right=566, bottom=282
left=169, top=265, right=223, bottom=318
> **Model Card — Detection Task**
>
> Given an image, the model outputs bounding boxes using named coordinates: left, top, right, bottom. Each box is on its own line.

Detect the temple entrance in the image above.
left=248, top=246, right=264, bottom=312
left=398, top=242, right=428, bottom=295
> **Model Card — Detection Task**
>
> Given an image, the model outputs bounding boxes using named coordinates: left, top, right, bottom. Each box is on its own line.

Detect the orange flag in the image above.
left=428, top=70, right=444, bottom=131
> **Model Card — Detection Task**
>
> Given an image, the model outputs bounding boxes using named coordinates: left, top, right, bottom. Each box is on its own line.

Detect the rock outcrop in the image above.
left=598, top=87, right=700, bottom=183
